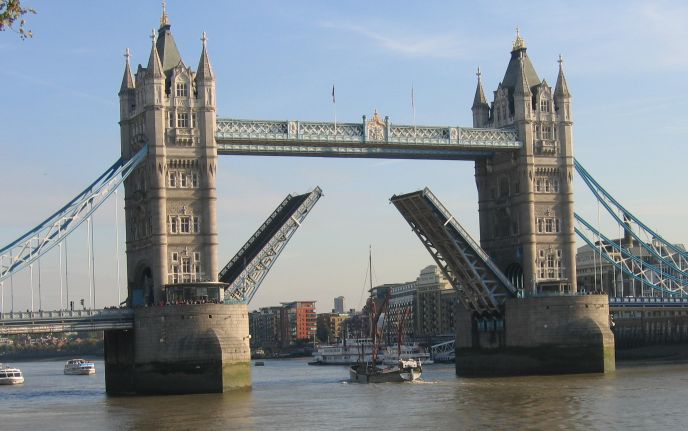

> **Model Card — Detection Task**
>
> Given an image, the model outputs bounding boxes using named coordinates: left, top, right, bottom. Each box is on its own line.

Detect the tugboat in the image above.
left=349, top=249, right=422, bottom=383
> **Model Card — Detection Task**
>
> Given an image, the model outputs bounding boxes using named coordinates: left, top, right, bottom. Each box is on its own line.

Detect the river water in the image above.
left=1, top=358, right=688, bottom=430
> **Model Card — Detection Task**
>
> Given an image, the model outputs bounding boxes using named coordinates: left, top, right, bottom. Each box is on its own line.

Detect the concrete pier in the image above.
left=455, top=295, right=615, bottom=376
left=104, top=304, right=250, bottom=395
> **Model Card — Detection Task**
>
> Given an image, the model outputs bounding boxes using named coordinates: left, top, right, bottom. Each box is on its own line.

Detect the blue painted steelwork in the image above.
left=215, top=118, right=521, bottom=160
left=609, top=296, right=688, bottom=309
left=574, top=214, right=688, bottom=297
left=0, top=308, right=134, bottom=335
left=0, top=146, right=148, bottom=282
left=575, top=159, right=688, bottom=276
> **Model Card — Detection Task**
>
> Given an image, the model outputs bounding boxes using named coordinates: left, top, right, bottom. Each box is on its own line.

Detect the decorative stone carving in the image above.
left=367, top=111, right=386, bottom=142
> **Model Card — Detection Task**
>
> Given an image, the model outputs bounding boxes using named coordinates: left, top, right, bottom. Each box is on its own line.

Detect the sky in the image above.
left=1, top=0, right=687, bottom=314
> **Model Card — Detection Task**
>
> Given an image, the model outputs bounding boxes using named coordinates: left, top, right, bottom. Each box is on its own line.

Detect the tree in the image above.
left=0, top=0, right=35, bottom=39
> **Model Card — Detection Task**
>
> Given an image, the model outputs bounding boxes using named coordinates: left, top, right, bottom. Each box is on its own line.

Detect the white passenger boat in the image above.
left=382, top=344, right=433, bottom=365
left=64, top=359, right=96, bottom=375
left=310, top=338, right=383, bottom=365
left=0, top=364, right=24, bottom=385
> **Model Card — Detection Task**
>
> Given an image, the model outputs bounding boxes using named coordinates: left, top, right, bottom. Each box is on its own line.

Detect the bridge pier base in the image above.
left=104, top=304, right=251, bottom=395
left=455, top=295, right=615, bottom=377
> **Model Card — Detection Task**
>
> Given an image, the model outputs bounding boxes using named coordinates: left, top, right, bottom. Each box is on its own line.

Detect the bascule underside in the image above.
left=391, top=187, right=517, bottom=316
left=219, top=187, right=322, bottom=303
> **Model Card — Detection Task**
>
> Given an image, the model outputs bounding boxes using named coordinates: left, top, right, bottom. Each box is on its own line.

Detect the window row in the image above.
left=169, top=261, right=201, bottom=283
left=536, top=217, right=561, bottom=234
left=168, top=171, right=199, bottom=188
left=171, top=251, right=201, bottom=263
left=535, top=124, right=557, bottom=140
left=168, top=215, right=201, bottom=234
left=535, top=177, right=560, bottom=193
left=166, top=111, right=197, bottom=129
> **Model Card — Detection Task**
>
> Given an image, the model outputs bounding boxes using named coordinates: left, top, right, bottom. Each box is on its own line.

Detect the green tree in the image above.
left=0, top=0, right=35, bottom=39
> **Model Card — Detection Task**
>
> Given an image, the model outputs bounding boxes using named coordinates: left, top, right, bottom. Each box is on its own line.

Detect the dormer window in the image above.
left=540, top=99, right=550, bottom=113
left=176, top=82, right=188, bottom=97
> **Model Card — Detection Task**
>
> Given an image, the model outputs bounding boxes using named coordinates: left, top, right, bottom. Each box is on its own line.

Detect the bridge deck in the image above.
left=216, top=118, right=521, bottom=160
left=0, top=309, right=134, bottom=335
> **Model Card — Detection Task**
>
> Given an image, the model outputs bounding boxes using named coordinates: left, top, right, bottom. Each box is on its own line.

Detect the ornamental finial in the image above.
left=512, top=26, right=526, bottom=51
left=124, top=48, right=131, bottom=64
left=558, top=54, right=563, bottom=67
left=160, top=0, right=169, bottom=26
left=476, top=66, right=481, bottom=81
left=201, top=31, right=207, bottom=48
left=150, top=28, right=156, bottom=45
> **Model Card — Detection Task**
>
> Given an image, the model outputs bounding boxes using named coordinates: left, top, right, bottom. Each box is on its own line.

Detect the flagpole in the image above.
left=332, top=84, right=337, bottom=135
left=411, top=82, right=416, bottom=137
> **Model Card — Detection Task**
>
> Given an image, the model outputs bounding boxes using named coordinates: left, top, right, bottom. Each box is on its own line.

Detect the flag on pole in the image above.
left=332, top=84, right=336, bottom=104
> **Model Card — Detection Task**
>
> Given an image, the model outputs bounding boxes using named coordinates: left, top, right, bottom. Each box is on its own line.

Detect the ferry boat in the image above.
left=64, top=359, right=96, bottom=375
left=0, top=364, right=24, bottom=385
left=310, top=338, right=381, bottom=365
left=382, top=344, right=433, bottom=365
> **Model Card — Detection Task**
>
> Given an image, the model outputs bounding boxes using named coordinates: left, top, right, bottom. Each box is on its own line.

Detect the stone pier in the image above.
left=104, top=304, right=250, bottom=395
left=455, top=295, right=615, bottom=376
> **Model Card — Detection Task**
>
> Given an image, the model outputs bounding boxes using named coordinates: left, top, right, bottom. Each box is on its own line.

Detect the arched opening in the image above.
left=131, top=264, right=153, bottom=307
left=505, top=263, right=524, bottom=293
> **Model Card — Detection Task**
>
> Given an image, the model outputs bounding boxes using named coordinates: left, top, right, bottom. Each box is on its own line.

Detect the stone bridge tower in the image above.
left=118, top=10, right=218, bottom=306
left=108, top=10, right=250, bottom=395
left=472, top=32, right=576, bottom=296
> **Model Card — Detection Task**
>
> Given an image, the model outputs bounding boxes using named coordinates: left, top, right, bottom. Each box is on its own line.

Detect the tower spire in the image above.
left=147, top=29, right=164, bottom=78
left=119, top=48, right=134, bottom=94
left=512, top=26, right=526, bottom=51
left=472, top=67, right=488, bottom=108
left=196, top=31, right=214, bottom=81
left=514, top=55, right=531, bottom=96
left=554, top=54, right=571, bottom=98
left=160, top=0, right=169, bottom=27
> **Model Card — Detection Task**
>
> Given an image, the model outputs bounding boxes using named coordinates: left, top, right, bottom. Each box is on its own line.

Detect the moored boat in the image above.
left=0, top=364, right=24, bottom=385
left=64, top=359, right=96, bottom=375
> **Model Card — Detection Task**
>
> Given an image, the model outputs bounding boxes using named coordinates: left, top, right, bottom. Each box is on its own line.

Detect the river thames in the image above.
left=2, top=358, right=688, bottom=430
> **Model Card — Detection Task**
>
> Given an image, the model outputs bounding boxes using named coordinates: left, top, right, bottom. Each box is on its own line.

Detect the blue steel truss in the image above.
left=0, top=146, right=148, bottom=282
left=575, top=159, right=688, bottom=276
left=391, top=187, right=517, bottom=316
left=575, top=214, right=688, bottom=297
left=215, top=118, right=521, bottom=160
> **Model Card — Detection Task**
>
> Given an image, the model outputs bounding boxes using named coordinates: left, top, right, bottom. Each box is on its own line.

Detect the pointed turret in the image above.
left=119, top=48, right=135, bottom=95
left=196, top=32, right=214, bottom=81
left=147, top=29, right=164, bottom=78
left=554, top=55, right=571, bottom=98
left=472, top=67, right=490, bottom=127
left=472, top=67, right=488, bottom=108
left=156, top=6, right=183, bottom=74
left=514, top=57, right=531, bottom=97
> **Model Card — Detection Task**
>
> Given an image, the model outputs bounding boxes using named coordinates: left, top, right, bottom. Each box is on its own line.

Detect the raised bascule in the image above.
left=28, top=9, right=688, bottom=393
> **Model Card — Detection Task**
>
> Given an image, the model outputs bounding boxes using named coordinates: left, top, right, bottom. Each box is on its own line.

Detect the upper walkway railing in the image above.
left=216, top=118, right=521, bottom=160
left=0, top=308, right=134, bottom=335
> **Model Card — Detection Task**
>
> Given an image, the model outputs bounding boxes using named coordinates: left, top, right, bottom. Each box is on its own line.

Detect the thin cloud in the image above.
left=319, top=21, right=466, bottom=60
left=0, top=69, right=115, bottom=107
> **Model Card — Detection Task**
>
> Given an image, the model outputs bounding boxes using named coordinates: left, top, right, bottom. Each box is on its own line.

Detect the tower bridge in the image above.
left=4, top=9, right=686, bottom=394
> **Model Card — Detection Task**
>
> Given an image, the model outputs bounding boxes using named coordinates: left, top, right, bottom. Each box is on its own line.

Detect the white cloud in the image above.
left=319, top=21, right=467, bottom=60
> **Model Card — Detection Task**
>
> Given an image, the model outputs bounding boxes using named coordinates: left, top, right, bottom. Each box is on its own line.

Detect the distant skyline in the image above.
left=1, top=1, right=687, bottom=313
